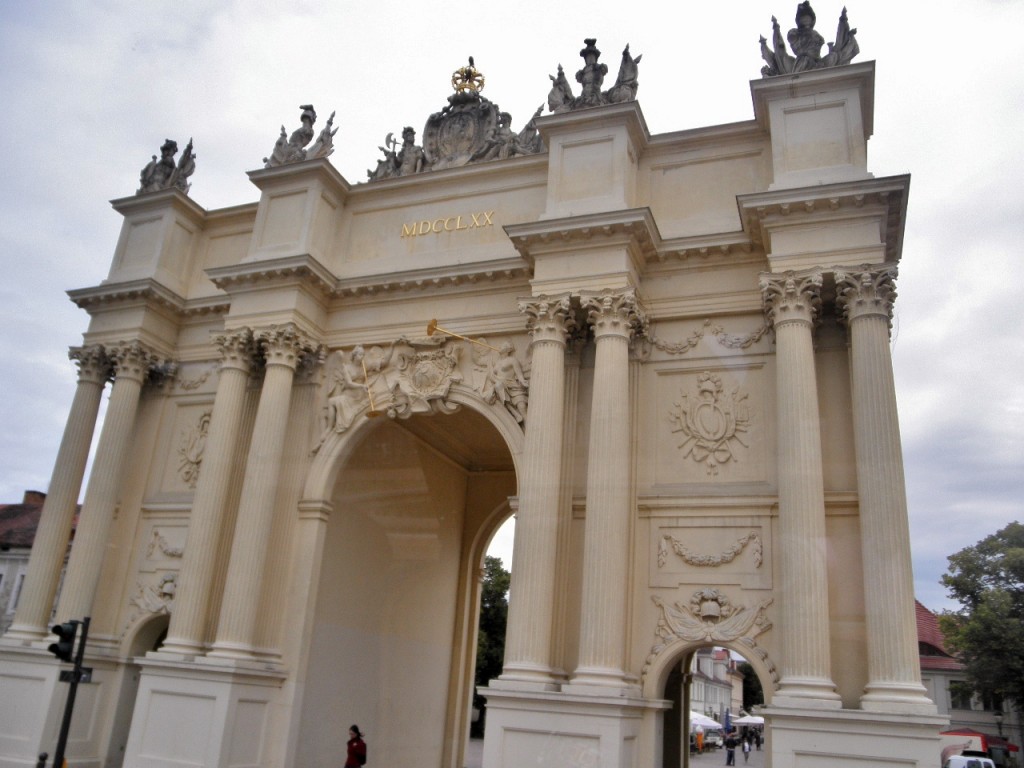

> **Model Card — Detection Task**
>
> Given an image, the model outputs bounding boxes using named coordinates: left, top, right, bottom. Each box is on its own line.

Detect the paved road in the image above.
left=463, top=739, right=767, bottom=768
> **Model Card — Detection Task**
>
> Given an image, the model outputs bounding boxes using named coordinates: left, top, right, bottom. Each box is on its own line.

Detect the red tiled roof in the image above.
left=917, top=599, right=951, bottom=655
left=0, top=491, right=78, bottom=548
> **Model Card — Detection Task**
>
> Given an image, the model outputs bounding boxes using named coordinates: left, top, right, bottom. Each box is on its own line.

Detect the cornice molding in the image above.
left=333, top=258, right=531, bottom=299
left=67, top=278, right=228, bottom=317
left=736, top=174, right=910, bottom=264
left=110, top=186, right=208, bottom=223
left=246, top=156, right=351, bottom=200
left=535, top=99, right=651, bottom=153
left=504, top=207, right=660, bottom=263
left=206, top=254, right=336, bottom=296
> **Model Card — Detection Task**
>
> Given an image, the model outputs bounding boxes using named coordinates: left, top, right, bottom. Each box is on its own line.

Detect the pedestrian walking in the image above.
left=345, top=725, right=367, bottom=767
left=725, top=732, right=737, bottom=766
left=743, top=737, right=751, bottom=763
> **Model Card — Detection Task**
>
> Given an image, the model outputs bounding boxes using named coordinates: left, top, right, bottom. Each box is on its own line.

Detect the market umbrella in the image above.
left=689, top=712, right=723, bottom=729
left=732, top=715, right=765, bottom=726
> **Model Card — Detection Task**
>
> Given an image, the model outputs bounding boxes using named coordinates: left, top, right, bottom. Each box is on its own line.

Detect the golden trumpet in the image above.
left=360, top=358, right=383, bottom=418
left=426, top=319, right=501, bottom=351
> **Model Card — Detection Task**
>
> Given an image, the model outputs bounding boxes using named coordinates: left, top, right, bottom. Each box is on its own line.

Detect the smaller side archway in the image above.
left=642, top=638, right=777, bottom=768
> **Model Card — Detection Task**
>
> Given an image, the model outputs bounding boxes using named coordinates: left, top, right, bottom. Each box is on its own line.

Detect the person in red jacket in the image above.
left=345, top=725, right=367, bottom=767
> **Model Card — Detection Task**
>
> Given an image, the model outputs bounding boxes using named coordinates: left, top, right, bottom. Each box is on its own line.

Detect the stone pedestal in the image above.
left=762, top=706, right=946, bottom=768
left=481, top=686, right=662, bottom=768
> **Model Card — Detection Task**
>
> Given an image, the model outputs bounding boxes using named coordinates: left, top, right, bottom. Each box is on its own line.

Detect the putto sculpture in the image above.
left=137, top=138, right=196, bottom=195
left=263, top=104, right=338, bottom=168
left=759, top=2, right=859, bottom=76
left=366, top=58, right=542, bottom=181
left=547, top=39, right=642, bottom=114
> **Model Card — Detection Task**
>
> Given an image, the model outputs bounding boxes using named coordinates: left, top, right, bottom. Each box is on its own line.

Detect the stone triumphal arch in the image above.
left=0, top=13, right=948, bottom=768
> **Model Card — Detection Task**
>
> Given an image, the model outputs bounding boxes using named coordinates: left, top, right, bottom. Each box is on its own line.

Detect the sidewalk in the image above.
left=464, top=739, right=766, bottom=768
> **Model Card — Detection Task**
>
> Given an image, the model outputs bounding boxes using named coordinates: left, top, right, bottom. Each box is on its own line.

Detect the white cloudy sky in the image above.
left=1, top=1, right=1021, bottom=613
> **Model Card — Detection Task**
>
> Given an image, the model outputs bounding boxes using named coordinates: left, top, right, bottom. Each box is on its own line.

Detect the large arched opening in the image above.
left=295, top=391, right=520, bottom=768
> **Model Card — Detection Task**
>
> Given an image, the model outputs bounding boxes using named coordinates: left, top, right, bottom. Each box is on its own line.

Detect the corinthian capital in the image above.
left=69, top=344, right=113, bottom=385
left=255, top=324, right=319, bottom=371
left=582, top=289, right=647, bottom=340
left=519, top=294, right=577, bottom=345
left=107, top=341, right=162, bottom=383
left=760, top=270, right=823, bottom=328
left=215, top=328, right=257, bottom=373
left=834, top=264, right=898, bottom=328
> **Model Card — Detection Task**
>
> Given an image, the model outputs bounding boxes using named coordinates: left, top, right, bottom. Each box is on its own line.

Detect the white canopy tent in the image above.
left=731, top=715, right=765, bottom=726
left=689, top=712, right=723, bottom=729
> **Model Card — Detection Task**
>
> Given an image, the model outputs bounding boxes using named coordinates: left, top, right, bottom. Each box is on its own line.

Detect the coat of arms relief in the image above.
left=668, top=371, right=751, bottom=475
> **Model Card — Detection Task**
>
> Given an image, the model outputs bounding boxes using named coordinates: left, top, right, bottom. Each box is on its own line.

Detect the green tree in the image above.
left=476, top=555, right=510, bottom=688
left=939, top=521, right=1024, bottom=712
left=738, top=662, right=764, bottom=711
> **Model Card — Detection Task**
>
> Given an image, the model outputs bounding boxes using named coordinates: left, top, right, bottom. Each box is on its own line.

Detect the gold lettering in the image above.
left=399, top=213, right=497, bottom=237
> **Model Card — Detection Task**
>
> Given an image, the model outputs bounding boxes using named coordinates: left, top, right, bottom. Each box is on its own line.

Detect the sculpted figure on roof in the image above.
left=543, top=39, right=642, bottom=114
left=264, top=104, right=338, bottom=168
left=138, top=138, right=195, bottom=195
left=759, top=2, right=859, bottom=76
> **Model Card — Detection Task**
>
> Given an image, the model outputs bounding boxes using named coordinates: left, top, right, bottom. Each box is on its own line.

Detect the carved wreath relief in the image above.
left=651, top=588, right=773, bottom=644
left=668, top=372, right=750, bottom=475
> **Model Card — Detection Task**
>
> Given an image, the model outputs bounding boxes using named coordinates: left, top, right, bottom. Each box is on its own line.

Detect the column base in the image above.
left=761, top=705, right=948, bottom=768
left=480, top=684, right=661, bottom=768
left=772, top=675, right=843, bottom=709
left=861, top=681, right=939, bottom=714
left=496, top=662, right=562, bottom=691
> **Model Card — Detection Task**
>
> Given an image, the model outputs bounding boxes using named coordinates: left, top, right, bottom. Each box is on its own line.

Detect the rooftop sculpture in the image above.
left=366, top=40, right=639, bottom=182
left=137, top=138, right=196, bottom=195
left=263, top=104, right=338, bottom=168
left=759, top=2, right=859, bottom=76
left=549, top=40, right=642, bottom=113
left=367, top=58, right=543, bottom=181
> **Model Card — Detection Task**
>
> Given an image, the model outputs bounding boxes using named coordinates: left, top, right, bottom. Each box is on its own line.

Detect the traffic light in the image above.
left=48, top=622, right=78, bottom=662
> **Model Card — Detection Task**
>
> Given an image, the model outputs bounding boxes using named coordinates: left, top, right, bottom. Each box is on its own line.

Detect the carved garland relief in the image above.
left=658, top=531, right=763, bottom=569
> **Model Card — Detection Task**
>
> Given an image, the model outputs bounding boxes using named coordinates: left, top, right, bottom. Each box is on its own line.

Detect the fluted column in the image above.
left=209, top=325, right=314, bottom=660
left=56, top=342, right=159, bottom=623
left=760, top=271, right=840, bottom=707
left=499, top=295, right=575, bottom=687
left=570, top=289, right=643, bottom=690
left=836, top=265, right=936, bottom=713
left=160, top=330, right=255, bottom=656
left=4, top=346, right=111, bottom=641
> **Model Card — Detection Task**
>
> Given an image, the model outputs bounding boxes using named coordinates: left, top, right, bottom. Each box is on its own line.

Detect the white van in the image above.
left=943, top=756, right=995, bottom=768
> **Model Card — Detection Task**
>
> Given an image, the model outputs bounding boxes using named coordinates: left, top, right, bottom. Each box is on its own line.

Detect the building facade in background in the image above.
left=0, top=28, right=948, bottom=768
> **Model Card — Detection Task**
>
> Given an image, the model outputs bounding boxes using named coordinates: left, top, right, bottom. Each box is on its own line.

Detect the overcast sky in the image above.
left=1, top=0, right=1020, bottom=614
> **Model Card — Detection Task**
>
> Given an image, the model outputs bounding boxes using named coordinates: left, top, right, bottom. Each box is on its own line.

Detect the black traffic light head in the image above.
left=48, top=621, right=78, bottom=662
